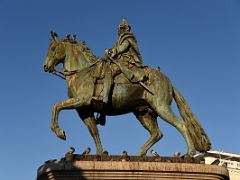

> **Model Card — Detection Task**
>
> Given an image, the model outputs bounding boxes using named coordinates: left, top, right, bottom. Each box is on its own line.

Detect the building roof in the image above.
left=205, top=151, right=240, bottom=162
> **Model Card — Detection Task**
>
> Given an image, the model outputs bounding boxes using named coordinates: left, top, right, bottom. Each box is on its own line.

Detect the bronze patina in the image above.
left=43, top=20, right=211, bottom=156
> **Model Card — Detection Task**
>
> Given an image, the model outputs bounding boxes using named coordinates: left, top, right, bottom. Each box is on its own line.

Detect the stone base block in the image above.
left=37, top=160, right=229, bottom=180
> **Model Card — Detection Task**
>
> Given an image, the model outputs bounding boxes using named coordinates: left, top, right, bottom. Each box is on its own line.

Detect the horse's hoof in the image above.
left=56, top=129, right=66, bottom=140
left=188, top=150, right=196, bottom=157
left=137, top=151, right=146, bottom=157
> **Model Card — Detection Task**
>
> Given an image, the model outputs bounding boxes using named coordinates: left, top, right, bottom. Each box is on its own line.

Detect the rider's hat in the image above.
left=118, top=18, right=131, bottom=32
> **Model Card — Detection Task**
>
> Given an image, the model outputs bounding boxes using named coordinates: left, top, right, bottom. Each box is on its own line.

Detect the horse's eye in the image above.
left=51, top=46, right=56, bottom=51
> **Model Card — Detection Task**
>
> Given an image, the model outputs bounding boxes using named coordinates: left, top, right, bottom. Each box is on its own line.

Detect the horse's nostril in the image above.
left=43, top=65, right=48, bottom=71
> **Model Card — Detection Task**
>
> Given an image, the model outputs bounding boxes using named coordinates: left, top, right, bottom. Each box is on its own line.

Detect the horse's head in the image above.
left=44, top=31, right=97, bottom=74
left=43, top=31, right=66, bottom=72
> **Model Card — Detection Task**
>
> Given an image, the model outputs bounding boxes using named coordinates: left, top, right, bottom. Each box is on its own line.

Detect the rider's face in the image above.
left=118, top=27, right=126, bottom=36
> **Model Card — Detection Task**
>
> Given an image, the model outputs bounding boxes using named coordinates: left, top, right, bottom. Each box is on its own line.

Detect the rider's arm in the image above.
left=116, top=40, right=130, bottom=55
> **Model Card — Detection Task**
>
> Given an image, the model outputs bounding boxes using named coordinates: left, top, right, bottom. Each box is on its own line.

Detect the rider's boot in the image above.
left=96, top=70, right=112, bottom=126
left=102, top=70, right=113, bottom=105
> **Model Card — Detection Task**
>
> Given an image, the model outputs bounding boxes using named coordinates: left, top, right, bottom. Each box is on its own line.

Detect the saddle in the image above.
left=93, top=60, right=107, bottom=80
left=92, top=60, right=139, bottom=84
left=92, top=60, right=153, bottom=97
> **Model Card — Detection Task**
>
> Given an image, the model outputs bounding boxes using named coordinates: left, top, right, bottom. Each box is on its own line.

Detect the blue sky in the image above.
left=0, top=0, right=240, bottom=179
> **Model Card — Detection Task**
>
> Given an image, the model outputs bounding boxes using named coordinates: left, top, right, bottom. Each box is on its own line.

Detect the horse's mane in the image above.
left=78, top=42, right=97, bottom=64
left=60, top=34, right=97, bottom=64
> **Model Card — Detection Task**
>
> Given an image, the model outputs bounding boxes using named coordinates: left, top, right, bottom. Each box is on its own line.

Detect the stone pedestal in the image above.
left=37, top=160, right=229, bottom=180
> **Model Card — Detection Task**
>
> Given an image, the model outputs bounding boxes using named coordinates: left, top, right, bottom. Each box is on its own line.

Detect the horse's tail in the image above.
left=173, top=86, right=211, bottom=152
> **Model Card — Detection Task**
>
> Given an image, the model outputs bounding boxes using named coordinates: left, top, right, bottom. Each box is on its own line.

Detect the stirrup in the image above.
left=92, top=96, right=103, bottom=102
left=96, top=113, right=106, bottom=126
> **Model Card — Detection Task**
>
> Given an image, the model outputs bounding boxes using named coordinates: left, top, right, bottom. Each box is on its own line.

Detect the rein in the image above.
left=51, top=67, right=81, bottom=80
left=51, top=61, right=98, bottom=80
left=51, top=67, right=66, bottom=80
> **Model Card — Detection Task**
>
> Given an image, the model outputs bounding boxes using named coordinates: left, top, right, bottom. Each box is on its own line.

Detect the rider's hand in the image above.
left=109, top=48, right=117, bottom=58
left=108, top=49, right=113, bottom=56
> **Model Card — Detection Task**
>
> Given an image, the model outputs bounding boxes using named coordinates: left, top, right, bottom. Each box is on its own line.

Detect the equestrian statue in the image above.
left=43, top=19, right=211, bottom=156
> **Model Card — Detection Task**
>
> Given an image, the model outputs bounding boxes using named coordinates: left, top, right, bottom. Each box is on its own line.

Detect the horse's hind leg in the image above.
left=152, top=104, right=195, bottom=156
left=77, top=110, right=103, bottom=155
left=134, top=108, right=163, bottom=156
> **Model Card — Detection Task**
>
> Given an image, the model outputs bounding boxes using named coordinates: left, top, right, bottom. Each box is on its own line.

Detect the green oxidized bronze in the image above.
left=43, top=19, right=211, bottom=156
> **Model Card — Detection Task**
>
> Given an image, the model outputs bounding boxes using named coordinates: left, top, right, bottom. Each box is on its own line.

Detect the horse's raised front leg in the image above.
left=134, top=108, right=163, bottom=156
left=51, top=98, right=87, bottom=140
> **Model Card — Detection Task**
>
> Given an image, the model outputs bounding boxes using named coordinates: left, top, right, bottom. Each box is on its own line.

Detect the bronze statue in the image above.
left=43, top=22, right=211, bottom=156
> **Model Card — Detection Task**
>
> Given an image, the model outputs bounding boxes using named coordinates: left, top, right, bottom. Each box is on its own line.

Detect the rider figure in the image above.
left=102, top=18, right=147, bottom=104
left=96, top=19, right=148, bottom=126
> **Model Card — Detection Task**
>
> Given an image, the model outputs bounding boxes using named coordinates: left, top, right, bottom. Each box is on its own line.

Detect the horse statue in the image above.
left=43, top=32, right=211, bottom=156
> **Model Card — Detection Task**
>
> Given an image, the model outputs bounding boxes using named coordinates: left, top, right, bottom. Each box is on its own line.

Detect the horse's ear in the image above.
left=66, top=34, right=70, bottom=40
left=50, top=31, right=58, bottom=42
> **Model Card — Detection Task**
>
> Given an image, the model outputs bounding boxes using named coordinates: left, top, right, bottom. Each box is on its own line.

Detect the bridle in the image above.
left=49, top=41, right=98, bottom=80
left=51, top=67, right=66, bottom=80
left=49, top=42, right=79, bottom=80
left=51, top=65, right=95, bottom=80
